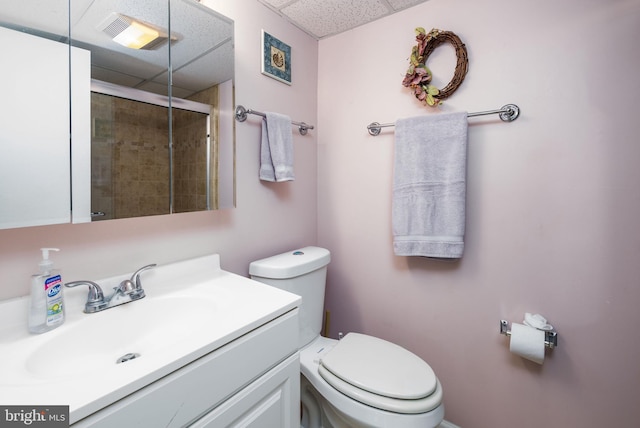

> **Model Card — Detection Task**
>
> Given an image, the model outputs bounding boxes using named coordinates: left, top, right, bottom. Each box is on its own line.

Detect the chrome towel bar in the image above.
left=235, top=105, right=314, bottom=135
left=367, top=103, right=520, bottom=136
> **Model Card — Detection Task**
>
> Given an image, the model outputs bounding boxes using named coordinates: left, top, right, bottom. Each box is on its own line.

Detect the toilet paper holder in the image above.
left=500, top=320, right=558, bottom=349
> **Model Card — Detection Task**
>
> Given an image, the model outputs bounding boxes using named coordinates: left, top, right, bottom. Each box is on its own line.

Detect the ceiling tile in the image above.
left=281, top=0, right=390, bottom=39
left=387, top=0, right=429, bottom=9
left=260, top=0, right=292, bottom=7
left=258, top=0, right=431, bottom=39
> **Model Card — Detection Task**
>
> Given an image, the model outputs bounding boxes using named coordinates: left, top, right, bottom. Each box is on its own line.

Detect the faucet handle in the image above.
left=65, top=280, right=107, bottom=312
left=130, top=263, right=157, bottom=290
left=116, top=279, right=136, bottom=295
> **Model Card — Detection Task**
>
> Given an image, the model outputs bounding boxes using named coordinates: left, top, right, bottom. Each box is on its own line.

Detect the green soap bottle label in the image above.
left=45, top=275, right=64, bottom=324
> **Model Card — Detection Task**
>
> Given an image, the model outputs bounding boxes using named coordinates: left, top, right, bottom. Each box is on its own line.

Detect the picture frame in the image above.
left=261, top=30, right=291, bottom=85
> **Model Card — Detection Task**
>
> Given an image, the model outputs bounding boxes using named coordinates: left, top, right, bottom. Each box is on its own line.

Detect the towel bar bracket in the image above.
left=368, top=122, right=382, bottom=136
left=235, top=105, right=249, bottom=122
left=500, top=319, right=558, bottom=349
left=297, top=123, right=310, bottom=135
left=498, top=104, right=519, bottom=122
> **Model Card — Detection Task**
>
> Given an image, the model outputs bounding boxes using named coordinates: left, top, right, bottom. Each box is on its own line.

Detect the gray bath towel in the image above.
left=392, top=112, right=468, bottom=258
left=260, top=112, right=295, bottom=181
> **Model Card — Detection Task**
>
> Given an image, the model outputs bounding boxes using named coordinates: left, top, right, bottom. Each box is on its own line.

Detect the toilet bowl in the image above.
left=249, top=247, right=445, bottom=428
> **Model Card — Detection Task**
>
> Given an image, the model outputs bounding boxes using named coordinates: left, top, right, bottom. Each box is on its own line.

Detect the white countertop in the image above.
left=0, top=254, right=300, bottom=423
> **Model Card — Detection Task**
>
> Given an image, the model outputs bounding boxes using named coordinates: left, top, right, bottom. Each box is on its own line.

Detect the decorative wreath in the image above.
left=402, top=28, right=469, bottom=107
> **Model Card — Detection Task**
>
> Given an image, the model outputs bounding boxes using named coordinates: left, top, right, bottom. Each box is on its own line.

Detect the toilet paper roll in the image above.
left=509, top=322, right=546, bottom=364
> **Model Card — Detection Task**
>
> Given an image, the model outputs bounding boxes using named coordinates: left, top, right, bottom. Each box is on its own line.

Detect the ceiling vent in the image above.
left=97, top=12, right=170, bottom=50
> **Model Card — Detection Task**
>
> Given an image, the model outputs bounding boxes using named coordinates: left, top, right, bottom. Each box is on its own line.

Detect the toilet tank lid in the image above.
left=249, top=246, right=331, bottom=279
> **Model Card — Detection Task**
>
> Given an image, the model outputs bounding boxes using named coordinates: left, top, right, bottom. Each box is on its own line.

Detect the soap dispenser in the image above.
left=28, top=248, right=65, bottom=333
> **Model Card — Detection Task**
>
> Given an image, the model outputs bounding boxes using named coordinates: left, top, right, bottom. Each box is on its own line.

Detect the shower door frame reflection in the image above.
left=90, top=79, right=211, bottom=220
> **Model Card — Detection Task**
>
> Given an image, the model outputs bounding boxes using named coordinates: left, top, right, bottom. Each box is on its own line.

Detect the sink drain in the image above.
left=116, top=353, right=141, bottom=364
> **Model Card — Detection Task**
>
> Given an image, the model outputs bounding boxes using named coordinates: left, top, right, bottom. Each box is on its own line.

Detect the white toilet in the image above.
left=249, top=246, right=445, bottom=428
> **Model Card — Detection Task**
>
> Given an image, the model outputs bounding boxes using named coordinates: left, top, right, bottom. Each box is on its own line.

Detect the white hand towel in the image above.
left=260, top=112, right=295, bottom=182
left=392, top=112, right=468, bottom=258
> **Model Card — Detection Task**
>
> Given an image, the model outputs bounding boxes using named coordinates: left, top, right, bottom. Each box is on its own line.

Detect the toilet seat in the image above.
left=318, top=333, right=443, bottom=414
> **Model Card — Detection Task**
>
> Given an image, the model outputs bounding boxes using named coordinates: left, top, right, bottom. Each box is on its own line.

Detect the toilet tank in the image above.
left=249, top=247, right=331, bottom=348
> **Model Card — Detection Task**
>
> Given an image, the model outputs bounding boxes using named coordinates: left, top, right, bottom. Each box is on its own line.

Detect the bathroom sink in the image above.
left=0, top=254, right=301, bottom=423
left=24, top=296, right=217, bottom=379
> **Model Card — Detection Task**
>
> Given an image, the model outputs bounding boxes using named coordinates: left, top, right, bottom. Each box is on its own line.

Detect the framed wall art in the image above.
left=261, top=30, right=291, bottom=85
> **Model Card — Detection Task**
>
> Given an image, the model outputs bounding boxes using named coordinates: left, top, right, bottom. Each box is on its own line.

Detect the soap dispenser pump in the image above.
left=28, top=248, right=65, bottom=333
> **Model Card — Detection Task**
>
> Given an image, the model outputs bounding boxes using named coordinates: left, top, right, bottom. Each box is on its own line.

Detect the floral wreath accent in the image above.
left=402, top=28, right=469, bottom=107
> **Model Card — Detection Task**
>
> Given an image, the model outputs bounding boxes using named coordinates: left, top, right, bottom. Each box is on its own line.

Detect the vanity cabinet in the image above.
left=72, top=309, right=300, bottom=428
left=191, top=354, right=298, bottom=427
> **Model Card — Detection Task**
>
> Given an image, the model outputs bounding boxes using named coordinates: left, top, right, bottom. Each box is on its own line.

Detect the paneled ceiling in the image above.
left=258, top=0, right=430, bottom=39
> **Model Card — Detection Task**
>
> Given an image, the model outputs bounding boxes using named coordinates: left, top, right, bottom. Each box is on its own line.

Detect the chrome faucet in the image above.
left=129, top=263, right=156, bottom=299
left=65, top=264, right=157, bottom=313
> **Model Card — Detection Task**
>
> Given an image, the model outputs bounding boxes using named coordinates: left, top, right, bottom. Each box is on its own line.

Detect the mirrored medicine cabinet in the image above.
left=0, top=0, right=235, bottom=230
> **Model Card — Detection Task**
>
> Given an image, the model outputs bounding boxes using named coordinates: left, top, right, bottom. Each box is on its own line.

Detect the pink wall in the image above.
left=0, top=0, right=319, bottom=300
left=317, top=0, right=640, bottom=427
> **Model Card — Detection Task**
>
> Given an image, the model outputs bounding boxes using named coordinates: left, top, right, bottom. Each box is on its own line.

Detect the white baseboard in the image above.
left=439, top=420, right=461, bottom=428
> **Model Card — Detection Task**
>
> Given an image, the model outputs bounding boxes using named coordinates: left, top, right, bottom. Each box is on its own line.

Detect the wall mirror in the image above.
left=0, top=0, right=235, bottom=230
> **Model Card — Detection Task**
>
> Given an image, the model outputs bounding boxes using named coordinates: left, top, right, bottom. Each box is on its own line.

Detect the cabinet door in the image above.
left=0, top=27, right=71, bottom=229
left=191, top=353, right=300, bottom=428
left=0, top=26, right=91, bottom=229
